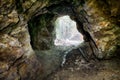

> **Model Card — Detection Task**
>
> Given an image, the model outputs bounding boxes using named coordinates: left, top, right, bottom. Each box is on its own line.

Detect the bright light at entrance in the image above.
left=54, top=15, right=84, bottom=46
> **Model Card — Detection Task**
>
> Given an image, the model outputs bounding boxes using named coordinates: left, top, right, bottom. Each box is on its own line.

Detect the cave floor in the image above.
left=45, top=52, right=120, bottom=80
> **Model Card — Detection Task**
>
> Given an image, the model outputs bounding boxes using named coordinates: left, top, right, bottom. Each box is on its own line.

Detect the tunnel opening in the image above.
left=54, top=15, right=84, bottom=47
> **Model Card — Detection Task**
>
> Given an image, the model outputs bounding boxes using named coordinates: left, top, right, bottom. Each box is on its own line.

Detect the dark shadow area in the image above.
left=28, top=13, right=54, bottom=50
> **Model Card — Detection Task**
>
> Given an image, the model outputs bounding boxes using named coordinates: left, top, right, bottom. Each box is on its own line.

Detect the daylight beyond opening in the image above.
left=54, top=15, right=84, bottom=46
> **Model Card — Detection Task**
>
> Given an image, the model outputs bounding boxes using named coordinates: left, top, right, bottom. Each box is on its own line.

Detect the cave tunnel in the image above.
left=27, top=2, right=99, bottom=79
left=1, top=0, right=120, bottom=80
left=28, top=2, right=96, bottom=58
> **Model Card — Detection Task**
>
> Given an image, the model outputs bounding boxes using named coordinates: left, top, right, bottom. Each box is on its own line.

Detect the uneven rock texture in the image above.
left=0, top=1, right=42, bottom=79
left=0, top=0, right=120, bottom=80
left=46, top=50, right=120, bottom=80
left=0, top=17, right=42, bottom=80
left=84, top=0, right=120, bottom=58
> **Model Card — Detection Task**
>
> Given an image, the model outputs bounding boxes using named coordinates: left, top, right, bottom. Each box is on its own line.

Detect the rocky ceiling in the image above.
left=0, top=0, right=120, bottom=80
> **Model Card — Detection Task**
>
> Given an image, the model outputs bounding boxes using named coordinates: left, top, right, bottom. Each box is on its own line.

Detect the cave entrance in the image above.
left=54, top=15, right=84, bottom=47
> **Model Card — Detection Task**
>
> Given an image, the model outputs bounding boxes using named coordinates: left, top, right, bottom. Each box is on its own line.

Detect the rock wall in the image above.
left=0, top=0, right=42, bottom=80
left=84, top=0, right=120, bottom=58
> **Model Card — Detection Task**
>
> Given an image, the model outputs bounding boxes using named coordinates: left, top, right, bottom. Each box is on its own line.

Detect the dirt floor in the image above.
left=45, top=50, right=120, bottom=80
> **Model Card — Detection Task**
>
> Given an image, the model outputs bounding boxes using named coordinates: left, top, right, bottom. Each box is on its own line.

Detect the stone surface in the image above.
left=0, top=1, right=42, bottom=79
left=0, top=10, right=19, bottom=31
left=46, top=52, right=120, bottom=80
left=0, top=33, right=41, bottom=80
left=84, top=0, right=120, bottom=58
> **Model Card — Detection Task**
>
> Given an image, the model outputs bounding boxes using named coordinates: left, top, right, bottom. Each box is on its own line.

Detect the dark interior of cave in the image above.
left=28, top=5, right=98, bottom=62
